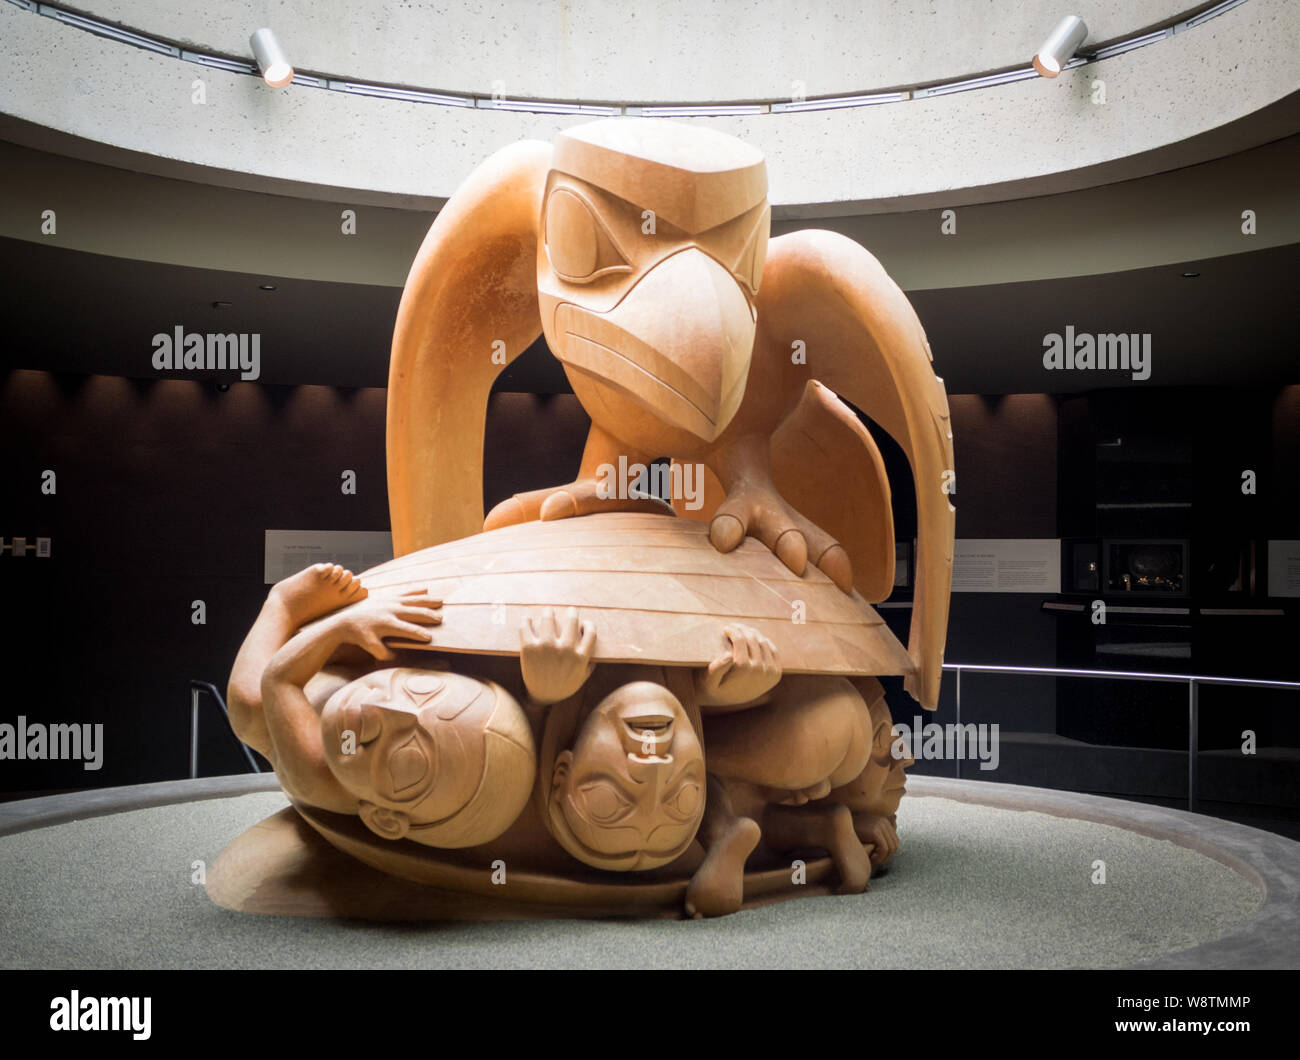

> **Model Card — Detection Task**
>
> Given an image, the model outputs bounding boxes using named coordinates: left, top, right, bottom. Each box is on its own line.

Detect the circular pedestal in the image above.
left=0, top=775, right=1293, bottom=969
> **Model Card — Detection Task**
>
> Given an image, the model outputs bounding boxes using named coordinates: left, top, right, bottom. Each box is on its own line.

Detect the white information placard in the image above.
left=1267, top=540, right=1300, bottom=598
left=264, top=530, right=393, bottom=584
left=952, top=539, right=1061, bottom=594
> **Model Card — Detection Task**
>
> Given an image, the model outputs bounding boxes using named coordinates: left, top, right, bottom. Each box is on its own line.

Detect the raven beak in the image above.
left=554, top=248, right=754, bottom=443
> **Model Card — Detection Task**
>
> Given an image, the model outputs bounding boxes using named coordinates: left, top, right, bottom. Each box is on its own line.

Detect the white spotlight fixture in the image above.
left=249, top=28, right=293, bottom=87
left=1033, top=15, right=1089, bottom=77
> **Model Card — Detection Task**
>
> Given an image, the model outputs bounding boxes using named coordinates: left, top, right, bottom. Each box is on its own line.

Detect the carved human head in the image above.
left=546, top=679, right=705, bottom=871
left=320, top=668, right=534, bottom=847
left=829, top=684, right=911, bottom=818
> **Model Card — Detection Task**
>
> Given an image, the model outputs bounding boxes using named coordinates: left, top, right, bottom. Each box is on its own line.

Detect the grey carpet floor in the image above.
left=0, top=791, right=1263, bottom=969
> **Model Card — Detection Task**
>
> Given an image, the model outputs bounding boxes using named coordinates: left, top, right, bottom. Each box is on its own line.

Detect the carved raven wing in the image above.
left=387, top=140, right=552, bottom=556
left=752, top=229, right=955, bottom=710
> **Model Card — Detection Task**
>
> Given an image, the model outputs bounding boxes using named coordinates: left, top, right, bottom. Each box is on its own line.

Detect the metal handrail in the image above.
left=188, top=680, right=263, bottom=779
left=941, top=663, right=1300, bottom=810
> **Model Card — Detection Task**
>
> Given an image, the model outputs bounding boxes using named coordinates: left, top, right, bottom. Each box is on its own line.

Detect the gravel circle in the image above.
left=0, top=790, right=1263, bottom=969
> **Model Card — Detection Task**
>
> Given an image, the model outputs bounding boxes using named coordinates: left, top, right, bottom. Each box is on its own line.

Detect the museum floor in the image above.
left=1, top=775, right=1294, bottom=970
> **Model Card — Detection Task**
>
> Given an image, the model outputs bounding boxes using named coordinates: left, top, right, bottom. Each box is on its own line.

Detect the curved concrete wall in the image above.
left=3, top=135, right=1296, bottom=291
left=69, top=0, right=1197, bottom=104
left=2, top=0, right=1297, bottom=211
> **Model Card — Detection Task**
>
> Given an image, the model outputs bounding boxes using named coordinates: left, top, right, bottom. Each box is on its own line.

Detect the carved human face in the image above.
left=320, top=669, right=494, bottom=835
left=548, top=680, right=705, bottom=870
left=843, top=698, right=910, bottom=817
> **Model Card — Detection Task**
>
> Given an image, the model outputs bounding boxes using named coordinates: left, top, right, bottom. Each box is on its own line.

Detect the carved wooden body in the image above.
left=212, top=117, right=952, bottom=921
left=215, top=516, right=911, bottom=918
left=387, top=117, right=954, bottom=709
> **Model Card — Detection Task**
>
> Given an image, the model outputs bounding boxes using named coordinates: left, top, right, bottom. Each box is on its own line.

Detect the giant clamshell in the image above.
left=359, top=511, right=914, bottom=677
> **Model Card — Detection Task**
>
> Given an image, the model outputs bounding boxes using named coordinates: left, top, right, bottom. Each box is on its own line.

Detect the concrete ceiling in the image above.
left=59, top=0, right=1212, bottom=105
left=6, top=0, right=1297, bottom=213
left=4, top=235, right=1295, bottom=396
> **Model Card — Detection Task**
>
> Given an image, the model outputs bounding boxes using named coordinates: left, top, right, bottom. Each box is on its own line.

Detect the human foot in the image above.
left=684, top=815, right=760, bottom=919
left=764, top=801, right=872, bottom=895
left=823, top=803, right=873, bottom=894
left=272, top=562, right=366, bottom=625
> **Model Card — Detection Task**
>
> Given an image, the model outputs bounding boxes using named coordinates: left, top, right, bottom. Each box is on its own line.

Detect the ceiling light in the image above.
left=249, top=28, right=293, bottom=88
left=1033, top=15, right=1088, bottom=78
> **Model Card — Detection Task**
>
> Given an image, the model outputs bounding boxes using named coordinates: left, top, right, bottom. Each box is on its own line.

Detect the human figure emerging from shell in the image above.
left=228, top=561, right=909, bottom=917
left=216, top=116, right=953, bottom=919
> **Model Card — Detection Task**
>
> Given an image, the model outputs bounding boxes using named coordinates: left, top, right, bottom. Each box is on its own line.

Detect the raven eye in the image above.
left=545, top=189, right=629, bottom=283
